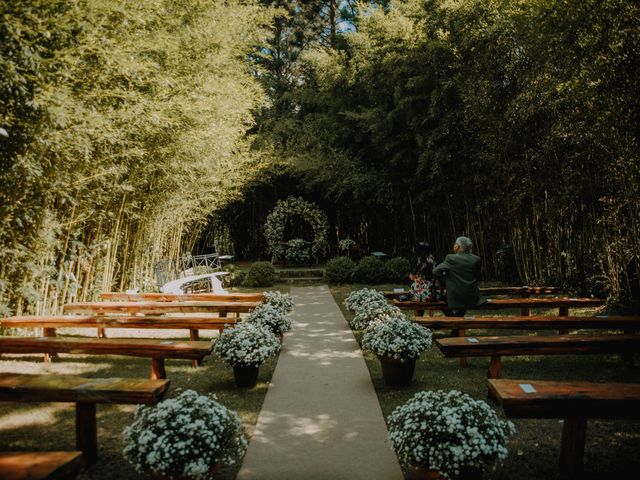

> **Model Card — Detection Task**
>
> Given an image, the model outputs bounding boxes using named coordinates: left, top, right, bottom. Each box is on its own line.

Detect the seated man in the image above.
left=433, top=236, right=486, bottom=316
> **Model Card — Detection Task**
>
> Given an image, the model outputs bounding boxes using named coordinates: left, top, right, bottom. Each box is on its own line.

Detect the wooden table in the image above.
left=488, top=379, right=640, bottom=477
left=0, top=373, right=169, bottom=464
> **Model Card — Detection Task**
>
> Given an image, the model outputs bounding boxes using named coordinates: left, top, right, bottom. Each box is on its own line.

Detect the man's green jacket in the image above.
left=433, top=253, right=486, bottom=309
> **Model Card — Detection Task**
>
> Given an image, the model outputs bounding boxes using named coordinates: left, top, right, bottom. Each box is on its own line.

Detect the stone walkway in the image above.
left=237, top=285, right=404, bottom=480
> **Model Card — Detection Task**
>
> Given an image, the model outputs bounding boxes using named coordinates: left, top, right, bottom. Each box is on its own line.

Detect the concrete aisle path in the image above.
left=237, top=285, right=404, bottom=480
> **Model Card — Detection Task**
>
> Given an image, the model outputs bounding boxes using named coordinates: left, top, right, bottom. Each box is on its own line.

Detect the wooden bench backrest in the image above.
left=488, top=379, right=640, bottom=419
left=63, top=300, right=258, bottom=315
left=436, top=333, right=640, bottom=357
left=0, top=373, right=169, bottom=404
left=385, top=286, right=561, bottom=299
left=0, top=337, right=213, bottom=360
left=101, top=292, right=265, bottom=302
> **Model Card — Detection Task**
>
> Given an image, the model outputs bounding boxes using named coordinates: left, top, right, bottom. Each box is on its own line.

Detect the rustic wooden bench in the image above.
left=384, top=286, right=561, bottom=299
left=414, top=315, right=640, bottom=335
left=436, top=333, right=640, bottom=379
left=488, top=379, right=640, bottom=478
left=0, top=336, right=213, bottom=379
left=0, top=451, right=83, bottom=480
left=63, top=300, right=259, bottom=315
left=395, top=297, right=605, bottom=316
left=1, top=314, right=235, bottom=367
left=0, top=373, right=169, bottom=465
left=101, top=292, right=265, bottom=302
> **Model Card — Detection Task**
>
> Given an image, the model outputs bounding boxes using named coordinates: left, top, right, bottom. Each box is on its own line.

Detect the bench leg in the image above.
left=220, top=311, right=227, bottom=318
left=43, top=328, right=58, bottom=363
left=521, top=307, right=531, bottom=316
left=559, top=417, right=587, bottom=479
left=487, top=355, right=503, bottom=402
left=97, top=328, right=107, bottom=339
left=455, top=329, right=468, bottom=367
left=151, top=358, right=167, bottom=379
left=416, top=309, right=425, bottom=317
left=190, top=329, right=202, bottom=367
left=76, top=402, right=98, bottom=465
left=559, top=307, right=569, bottom=317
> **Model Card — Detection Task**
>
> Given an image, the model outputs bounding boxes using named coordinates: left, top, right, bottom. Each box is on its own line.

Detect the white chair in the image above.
left=160, top=272, right=229, bottom=294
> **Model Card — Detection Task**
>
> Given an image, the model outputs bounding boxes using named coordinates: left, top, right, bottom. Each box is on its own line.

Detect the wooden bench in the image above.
left=436, top=333, right=640, bottom=379
left=414, top=315, right=640, bottom=335
left=101, top=292, right=265, bottom=302
left=395, top=297, right=605, bottom=316
left=0, top=451, right=83, bottom=480
left=63, top=300, right=259, bottom=315
left=384, top=286, right=561, bottom=299
left=0, top=336, right=213, bottom=379
left=0, top=373, right=169, bottom=465
left=488, top=379, right=640, bottom=478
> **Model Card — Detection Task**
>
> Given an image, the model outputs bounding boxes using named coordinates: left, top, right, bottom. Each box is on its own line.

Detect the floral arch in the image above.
left=263, top=197, right=329, bottom=262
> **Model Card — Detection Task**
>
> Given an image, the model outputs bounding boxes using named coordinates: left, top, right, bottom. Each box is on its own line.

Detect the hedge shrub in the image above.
left=243, top=261, right=276, bottom=288
left=325, top=256, right=356, bottom=284
left=353, top=256, right=388, bottom=284
left=386, top=257, right=411, bottom=283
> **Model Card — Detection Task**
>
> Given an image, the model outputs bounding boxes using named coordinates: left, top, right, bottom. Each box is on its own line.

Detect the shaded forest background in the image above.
left=1, top=0, right=639, bottom=315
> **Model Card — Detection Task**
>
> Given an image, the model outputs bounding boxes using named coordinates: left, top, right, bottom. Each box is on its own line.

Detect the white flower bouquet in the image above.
left=351, top=302, right=403, bottom=330
left=388, top=390, right=516, bottom=478
left=214, top=322, right=280, bottom=367
left=344, top=288, right=387, bottom=313
left=262, top=290, right=294, bottom=314
left=123, top=389, right=247, bottom=479
left=246, top=303, right=293, bottom=336
left=338, top=238, right=356, bottom=252
left=362, top=316, right=432, bottom=361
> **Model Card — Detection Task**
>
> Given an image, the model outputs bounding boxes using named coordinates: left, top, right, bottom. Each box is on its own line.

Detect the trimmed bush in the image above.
left=243, top=261, right=276, bottom=288
left=325, top=256, right=356, bottom=284
left=386, top=256, right=411, bottom=283
left=353, top=256, right=388, bottom=284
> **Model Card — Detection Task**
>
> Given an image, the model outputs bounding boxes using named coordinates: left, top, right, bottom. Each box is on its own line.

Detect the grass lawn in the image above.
left=0, top=283, right=291, bottom=480
left=330, top=283, right=640, bottom=480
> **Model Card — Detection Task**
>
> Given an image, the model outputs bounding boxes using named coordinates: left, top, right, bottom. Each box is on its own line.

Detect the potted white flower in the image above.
left=214, top=322, right=280, bottom=387
left=387, top=390, right=516, bottom=480
left=246, top=303, right=292, bottom=342
left=344, top=287, right=387, bottom=313
left=361, top=316, right=432, bottom=386
left=123, top=389, right=247, bottom=480
left=350, top=302, right=403, bottom=330
left=262, top=290, right=294, bottom=314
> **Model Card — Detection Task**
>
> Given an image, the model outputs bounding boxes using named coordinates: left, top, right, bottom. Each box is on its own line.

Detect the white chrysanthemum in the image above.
left=214, top=322, right=280, bottom=367
left=387, top=390, right=516, bottom=478
left=361, top=316, right=432, bottom=361
left=344, top=288, right=387, bottom=313
left=246, top=303, right=292, bottom=335
left=123, top=389, right=248, bottom=478
left=262, top=290, right=294, bottom=314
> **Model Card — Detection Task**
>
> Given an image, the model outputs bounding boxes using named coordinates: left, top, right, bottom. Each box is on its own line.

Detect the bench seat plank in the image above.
left=0, top=373, right=169, bottom=404
left=0, top=451, right=83, bottom=480
left=488, top=379, right=640, bottom=419
left=395, top=297, right=606, bottom=312
left=0, top=336, right=213, bottom=360
left=101, top=292, right=264, bottom=302
left=2, top=315, right=237, bottom=330
left=384, top=286, right=561, bottom=299
left=63, top=300, right=258, bottom=315
left=436, top=334, right=640, bottom=357
left=415, top=315, right=640, bottom=330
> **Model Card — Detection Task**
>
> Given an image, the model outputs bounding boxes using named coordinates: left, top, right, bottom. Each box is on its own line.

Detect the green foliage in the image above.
left=325, top=256, right=356, bottom=284
left=244, top=262, right=277, bottom=288
left=386, top=257, right=411, bottom=283
left=353, top=256, right=388, bottom=284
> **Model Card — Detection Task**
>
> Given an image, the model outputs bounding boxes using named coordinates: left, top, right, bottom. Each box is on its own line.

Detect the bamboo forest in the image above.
left=2, top=0, right=639, bottom=315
